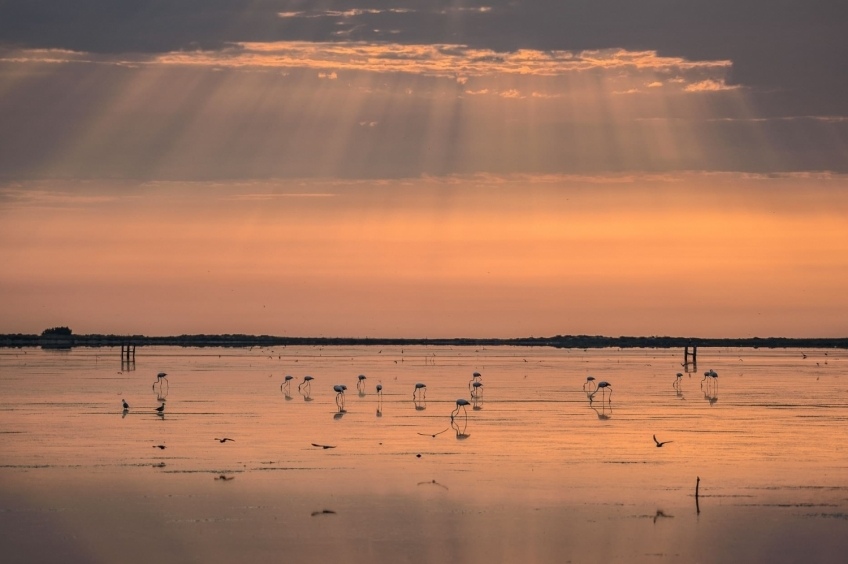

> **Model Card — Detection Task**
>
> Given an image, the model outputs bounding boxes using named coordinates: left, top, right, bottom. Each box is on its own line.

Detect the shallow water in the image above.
left=1, top=345, right=847, bottom=563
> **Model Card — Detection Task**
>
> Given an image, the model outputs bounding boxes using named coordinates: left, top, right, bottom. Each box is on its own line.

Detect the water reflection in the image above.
left=413, top=398, right=427, bottom=411
left=590, top=402, right=612, bottom=420
left=472, top=395, right=483, bottom=411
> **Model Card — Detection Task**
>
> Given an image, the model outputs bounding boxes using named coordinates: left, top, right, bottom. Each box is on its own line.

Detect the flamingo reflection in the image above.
left=590, top=402, right=612, bottom=420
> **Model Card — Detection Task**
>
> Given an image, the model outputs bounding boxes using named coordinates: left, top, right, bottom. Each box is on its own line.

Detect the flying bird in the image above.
left=152, top=444, right=166, bottom=450
left=214, top=437, right=235, bottom=443
left=653, top=435, right=673, bottom=447
left=417, top=428, right=449, bottom=438
left=311, top=443, right=336, bottom=449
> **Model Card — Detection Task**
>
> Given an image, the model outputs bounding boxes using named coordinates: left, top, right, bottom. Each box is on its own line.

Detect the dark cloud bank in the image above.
left=2, top=0, right=846, bottom=116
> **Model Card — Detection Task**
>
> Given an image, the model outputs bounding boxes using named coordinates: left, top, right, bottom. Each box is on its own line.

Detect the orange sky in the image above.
left=1, top=35, right=847, bottom=338
left=2, top=173, right=846, bottom=338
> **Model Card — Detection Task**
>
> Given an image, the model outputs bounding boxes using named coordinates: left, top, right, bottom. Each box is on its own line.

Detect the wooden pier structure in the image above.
left=121, top=343, right=136, bottom=371
left=683, top=345, right=697, bottom=372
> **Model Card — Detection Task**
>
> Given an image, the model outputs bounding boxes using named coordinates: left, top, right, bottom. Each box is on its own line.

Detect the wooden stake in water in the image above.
left=695, top=476, right=701, bottom=514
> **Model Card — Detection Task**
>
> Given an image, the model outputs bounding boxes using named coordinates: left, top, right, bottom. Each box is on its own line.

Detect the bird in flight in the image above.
left=653, top=435, right=673, bottom=447
left=311, top=443, right=336, bottom=449
left=152, top=444, right=166, bottom=450
left=214, top=437, right=235, bottom=443
left=417, top=428, right=449, bottom=438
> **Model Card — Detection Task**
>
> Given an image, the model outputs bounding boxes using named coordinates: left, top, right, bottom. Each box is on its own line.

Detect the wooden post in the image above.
left=121, top=343, right=136, bottom=371
left=695, top=476, right=701, bottom=514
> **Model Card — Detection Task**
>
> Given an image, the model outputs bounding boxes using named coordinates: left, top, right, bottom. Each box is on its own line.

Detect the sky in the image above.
left=1, top=1, right=847, bottom=338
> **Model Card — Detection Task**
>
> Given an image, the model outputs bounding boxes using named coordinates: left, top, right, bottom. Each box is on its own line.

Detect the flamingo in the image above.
left=471, top=381, right=483, bottom=398
left=152, top=371, right=168, bottom=390
left=413, top=382, right=427, bottom=400
left=583, top=376, right=597, bottom=392
left=451, top=398, right=470, bottom=422
left=357, top=374, right=367, bottom=394
left=298, top=375, right=314, bottom=393
left=376, top=383, right=383, bottom=396
left=673, top=372, right=683, bottom=389
left=281, top=375, right=294, bottom=393
left=468, top=372, right=482, bottom=392
left=334, top=384, right=347, bottom=411
left=589, top=381, right=612, bottom=402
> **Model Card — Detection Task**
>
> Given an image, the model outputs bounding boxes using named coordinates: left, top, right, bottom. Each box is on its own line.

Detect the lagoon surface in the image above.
left=1, top=345, right=847, bottom=563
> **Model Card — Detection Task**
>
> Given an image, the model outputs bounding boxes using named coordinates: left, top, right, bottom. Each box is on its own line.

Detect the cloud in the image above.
left=684, top=79, right=740, bottom=92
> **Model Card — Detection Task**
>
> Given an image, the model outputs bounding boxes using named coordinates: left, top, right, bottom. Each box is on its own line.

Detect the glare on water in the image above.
left=1, top=345, right=847, bottom=563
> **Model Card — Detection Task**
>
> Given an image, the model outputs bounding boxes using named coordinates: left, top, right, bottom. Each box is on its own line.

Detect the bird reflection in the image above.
left=357, top=374, right=367, bottom=397
left=472, top=394, right=483, bottom=411
left=652, top=509, right=673, bottom=523
left=590, top=402, right=612, bottom=420
left=451, top=416, right=471, bottom=439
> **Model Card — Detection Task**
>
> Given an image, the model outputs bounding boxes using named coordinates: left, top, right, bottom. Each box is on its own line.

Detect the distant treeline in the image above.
left=1, top=333, right=847, bottom=349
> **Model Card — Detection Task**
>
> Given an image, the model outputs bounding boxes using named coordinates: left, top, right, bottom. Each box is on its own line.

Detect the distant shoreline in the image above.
left=2, top=333, right=847, bottom=349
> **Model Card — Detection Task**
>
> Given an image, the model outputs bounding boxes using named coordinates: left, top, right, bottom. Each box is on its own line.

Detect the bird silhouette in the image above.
left=417, top=428, right=449, bottom=438
left=122, top=399, right=129, bottom=410
left=155, top=403, right=165, bottom=414
left=653, top=435, right=673, bottom=447
left=311, top=443, right=336, bottom=449
left=214, top=437, right=235, bottom=443
left=152, top=444, right=166, bottom=450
